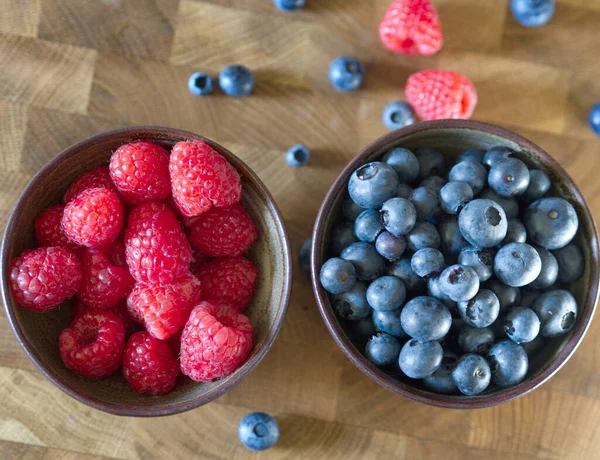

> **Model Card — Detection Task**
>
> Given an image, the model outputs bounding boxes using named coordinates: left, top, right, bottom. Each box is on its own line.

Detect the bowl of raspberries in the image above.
left=1, top=126, right=291, bottom=416
left=312, top=120, right=599, bottom=409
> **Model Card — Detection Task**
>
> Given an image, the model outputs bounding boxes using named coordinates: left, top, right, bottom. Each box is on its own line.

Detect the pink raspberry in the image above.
left=100, top=238, right=128, bottom=269
left=63, top=166, right=119, bottom=204
left=10, top=247, right=82, bottom=312
left=109, top=142, right=171, bottom=205
left=180, top=300, right=253, bottom=382
left=196, top=257, right=257, bottom=310
left=169, top=141, right=241, bottom=217
left=72, top=298, right=138, bottom=337
left=189, top=203, right=258, bottom=257
left=34, top=204, right=80, bottom=252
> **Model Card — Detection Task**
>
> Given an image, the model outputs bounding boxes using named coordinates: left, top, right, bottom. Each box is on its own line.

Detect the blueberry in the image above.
left=396, top=183, right=413, bottom=199
left=522, top=169, right=551, bottom=202
left=519, top=289, right=540, bottom=307
left=355, top=209, right=384, bottom=243
left=329, top=57, right=365, bottom=92
left=399, top=339, right=443, bottom=379
left=458, top=326, right=495, bottom=354
left=350, top=315, right=376, bottom=342
left=365, top=332, right=401, bottom=366
left=483, top=146, right=513, bottom=168
left=440, top=181, right=473, bottom=214
left=409, top=187, right=439, bottom=222
left=529, top=246, right=558, bottom=290
left=348, top=162, right=399, bottom=209
left=511, top=0, right=555, bottom=27
left=504, top=306, right=540, bottom=343
left=479, top=188, right=519, bottom=219
left=380, top=197, right=417, bottom=236
left=375, top=231, right=406, bottom=261
left=420, top=176, right=447, bottom=195
left=458, top=199, right=508, bottom=248
left=494, top=243, right=542, bottom=287
left=388, top=258, right=426, bottom=294
left=239, top=412, right=279, bottom=451
left=320, top=257, right=357, bottom=294
left=485, top=279, right=521, bottom=312
left=488, top=340, right=528, bottom=387
left=373, top=309, right=407, bottom=338
left=439, top=216, right=470, bottom=255
left=423, top=351, right=459, bottom=394
left=382, top=148, right=419, bottom=183
left=341, top=242, right=385, bottom=281
left=427, top=275, right=457, bottom=309
left=407, top=222, right=440, bottom=251
left=439, top=264, right=480, bottom=302
left=490, top=314, right=507, bottom=338
left=502, top=218, right=527, bottom=245
left=382, top=102, right=416, bottom=130
left=553, top=243, right=584, bottom=283
left=458, top=149, right=485, bottom=164
left=342, top=196, right=365, bottom=221
left=298, top=238, right=311, bottom=273
left=366, top=276, right=406, bottom=311
left=522, top=333, right=546, bottom=356
left=286, top=144, right=310, bottom=167
left=458, top=246, right=494, bottom=282
left=219, top=65, right=254, bottom=96
left=448, top=161, right=487, bottom=195
left=400, top=296, right=452, bottom=342
left=531, top=290, right=577, bottom=337
left=458, top=289, right=500, bottom=328
left=453, top=354, right=491, bottom=395
left=187, top=72, right=214, bottom=96
left=331, top=221, right=358, bottom=255
left=415, top=148, right=446, bottom=180
left=524, top=197, right=579, bottom=250
left=591, top=102, right=600, bottom=136
left=273, top=0, right=306, bottom=10
left=488, top=158, right=530, bottom=198
left=411, top=248, right=445, bottom=279
left=332, top=281, right=370, bottom=320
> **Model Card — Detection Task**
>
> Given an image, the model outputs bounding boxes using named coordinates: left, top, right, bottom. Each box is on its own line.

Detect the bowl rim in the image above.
left=311, top=119, right=600, bottom=409
left=1, top=126, right=293, bottom=417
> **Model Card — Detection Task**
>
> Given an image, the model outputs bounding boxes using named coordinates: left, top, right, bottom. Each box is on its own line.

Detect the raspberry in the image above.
left=59, top=309, right=125, bottom=379
left=169, top=140, right=241, bottom=217
left=190, top=250, right=211, bottom=273
left=125, top=202, right=192, bottom=284
left=180, top=300, right=254, bottom=382
left=167, top=329, right=183, bottom=356
left=34, top=204, right=79, bottom=252
left=100, top=238, right=128, bottom=269
left=73, top=298, right=138, bottom=337
left=109, top=142, right=171, bottom=205
left=196, top=257, right=257, bottom=310
left=10, top=247, right=82, bottom=312
left=77, top=248, right=133, bottom=309
left=122, top=331, right=179, bottom=395
left=127, top=272, right=201, bottom=340
left=63, top=166, right=119, bottom=204
left=405, top=70, right=478, bottom=121
left=379, top=0, right=443, bottom=56
left=189, top=203, right=258, bottom=257
left=62, top=187, right=124, bottom=248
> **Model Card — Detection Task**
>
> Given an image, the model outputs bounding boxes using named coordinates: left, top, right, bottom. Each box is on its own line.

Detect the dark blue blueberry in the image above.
left=298, top=238, right=311, bottom=273
left=439, top=215, right=470, bottom=255
left=522, top=169, right=551, bottom=202
left=286, top=144, right=310, bottom=167
left=350, top=315, right=376, bottom=342
left=529, top=246, right=558, bottom=290
left=458, top=289, right=500, bottom=328
left=342, top=196, right=365, bottom=221
left=409, top=187, right=439, bottom=222
left=553, top=243, right=584, bottom=283
left=524, top=197, right=579, bottom=250
left=458, top=326, right=495, bottom=354
left=502, top=218, right=527, bottom=245
left=348, top=162, right=399, bottom=209
left=373, top=309, right=407, bottom=338
left=591, top=102, right=600, bottom=136
left=239, top=412, right=279, bottom=451
left=483, top=146, right=513, bottom=169
left=488, top=158, right=530, bottom=197
left=366, top=276, right=406, bottom=311
left=439, top=264, right=480, bottom=302
left=494, top=243, right=542, bottom=287
left=320, top=257, right=356, bottom=294
left=485, top=279, right=521, bottom=312
left=219, top=65, right=254, bottom=96
left=331, top=221, right=358, bottom=255
left=458, top=199, right=508, bottom=248
left=452, top=354, right=491, bottom=395
left=426, top=275, right=457, bottom=309
left=458, top=246, right=494, bottom=282
left=329, top=57, right=365, bottom=92
left=332, top=281, right=370, bottom=320
left=479, top=188, right=519, bottom=218
left=511, top=0, right=555, bottom=27
left=400, top=296, right=452, bottom=342
left=487, top=340, right=528, bottom=387
left=382, top=102, right=416, bottom=130
left=504, top=306, right=540, bottom=344
left=381, top=197, right=417, bottom=236
left=411, top=248, right=445, bottom=279
left=407, top=222, right=440, bottom=251
left=382, top=148, right=419, bottom=183
left=273, top=0, right=306, bottom=10
left=365, top=332, right=401, bottom=366
left=532, top=290, right=577, bottom=337
left=188, top=72, right=214, bottom=96
left=448, top=161, right=487, bottom=195
left=355, top=209, right=384, bottom=243
left=388, top=258, right=426, bottom=294
left=420, top=176, right=447, bottom=195
left=396, top=183, right=413, bottom=199
left=415, top=148, right=446, bottom=180
left=375, top=231, right=406, bottom=261
left=341, top=242, right=385, bottom=281
left=458, top=149, right=484, bottom=164
left=423, top=351, right=459, bottom=394
left=399, top=339, right=443, bottom=379
left=519, top=289, right=540, bottom=307
left=440, top=181, right=473, bottom=214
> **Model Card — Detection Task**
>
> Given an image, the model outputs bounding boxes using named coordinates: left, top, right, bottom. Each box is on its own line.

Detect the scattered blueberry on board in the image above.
left=286, top=144, right=310, bottom=167
left=188, top=72, right=214, bottom=96
left=219, top=65, right=255, bottom=96
left=239, top=412, right=280, bottom=451
left=590, top=103, right=600, bottom=136
left=329, top=57, right=365, bottom=92
left=298, top=238, right=312, bottom=273
left=382, top=101, right=416, bottom=130
left=273, top=0, right=306, bottom=10
left=320, top=143, right=584, bottom=396
left=511, top=0, right=555, bottom=27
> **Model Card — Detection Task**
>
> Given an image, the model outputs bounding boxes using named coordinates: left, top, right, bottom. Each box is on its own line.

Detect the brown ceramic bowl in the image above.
left=1, top=126, right=292, bottom=416
left=312, top=120, right=599, bottom=409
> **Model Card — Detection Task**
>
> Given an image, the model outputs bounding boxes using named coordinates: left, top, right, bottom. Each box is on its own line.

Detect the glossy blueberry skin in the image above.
left=388, top=258, right=426, bottom=294
left=219, top=65, right=254, bottom=96
left=458, top=246, right=494, bottom=282
left=458, top=199, right=508, bottom=248
left=331, top=221, right=358, bottom=255
left=399, top=339, right=443, bottom=379
left=449, top=161, right=487, bottom=195
left=504, top=306, right=540, bottom=344
left=188, top=72, right=214, bottom=96
left=479, top=188, right=519, bottom=219
left=341, top=242, right=385, bottom=281
left=426, top=275, right=457, bottom=309
left=485, top=278, right=521, bottom=312
left=494, top=243, right=542, bottom=287
left=366, top=276, right=406, bottom=311
left=411, top=248, right=445, bottom=279
left=286, top=144, right=310, bottom=167
left=381, top=197, right=417, bottom=237
left=415, top=148, right=446, bottom=180
left=502, top=218, right=527, bottom=245
left=320, top=257, right=357, bottom=294
left=375, top=231, right=407, bottom=261
left=355, top=209, right=384, bottom=243
left=407, top=222, right=440, bottom=251
left=591, top=102, right=600, bottom=136
left=329, top=56, right=365, bottom=92
left=452, top=354, right=491, bottom=395
left=511, top=0, right=555, bottom=27
left=382, top=148, right=419, bottom=183
left=483, top=146, right=513, bottom=168
left=524, top=197, right=579, bottom=250
left=529, top=246, right=558, bottom=290
left=273, top=0, right=306, bottom=10
left=365, top=333, right=401, bottom=366
left=410, top=187, right=439, bottom=222
left=458, top=149, right=484, bottom=164
left=382, top=102, right=416, bottom=130
left=373, top=309, right=407, bottom=338
left=553, top=243, right=584, bottom=283
left=519, top=289, right=540, bottom=307
left=342, top=196, right=365, bottom=221
left=439, top=216, right=469, bottom=255
left=522, top=169, right=551, bottom=202
left=458, top=326, right=495, bottom=354
left=298, top=238, right=311, bottom=273
left=440, top=181, right=473, bottom=214
left=332, top=281, right=370, bottom=320
left=423, top=351, right=459, bottom=394
left=420, top=176, right=446, bottom=195
left=439, top=264, right=480, bottom=302
left=488, top=340, right=528, bottom=387
left=400, top=296, right=452, bottom=342
left=532, top=290, right=577, bottom=337
left=348, top=162, right=399, bottom=209
left=396, top=183, right=413, bottom=199
left=239, top=412, right=279, bottom=451
left=488, top=158, right=530, bottom=197
left=350, top=315, right=376, bottom=342
left=458, top=289, right=500, bottom=328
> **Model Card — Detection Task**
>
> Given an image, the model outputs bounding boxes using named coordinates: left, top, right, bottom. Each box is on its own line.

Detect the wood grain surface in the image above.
left=1, top=0, right=599, bottom=458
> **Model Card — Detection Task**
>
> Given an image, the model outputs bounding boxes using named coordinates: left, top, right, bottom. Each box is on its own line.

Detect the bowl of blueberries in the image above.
left=311, top=119, right=599, bottom=409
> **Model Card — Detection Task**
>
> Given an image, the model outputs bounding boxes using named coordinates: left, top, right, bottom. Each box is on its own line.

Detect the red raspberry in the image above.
left=127, top=272, right=201, bottom=340
left=109, top=142, right=171, bottom=205
left=180, top=300, right=253, bottom=382
left=125, top=202, right=192, bottom=284
left=189, top=203, right=258, bottom=257
left=122, top=331, right=179, bottom=395
left=62, top=187, right=124, bottom=248
left=190, top=250, right=211, bottom=273
left=63, top=166, right=118, bottom=203
left=59, top=309, right=125, bottom=379
left=100, top=238, right=128, bottom=269
left=34, top=204, right=79, bottom=252
left=10, top=247, right=82, bottom=312
left=379, top=0, right=443, bottom=56
left=405, top=70, right=478, bottom=121
left=73, top=298, right=138, bottom=337
left=196, top=257, right=257, bottom=310
left=169, top=141, right=241, bottom=217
